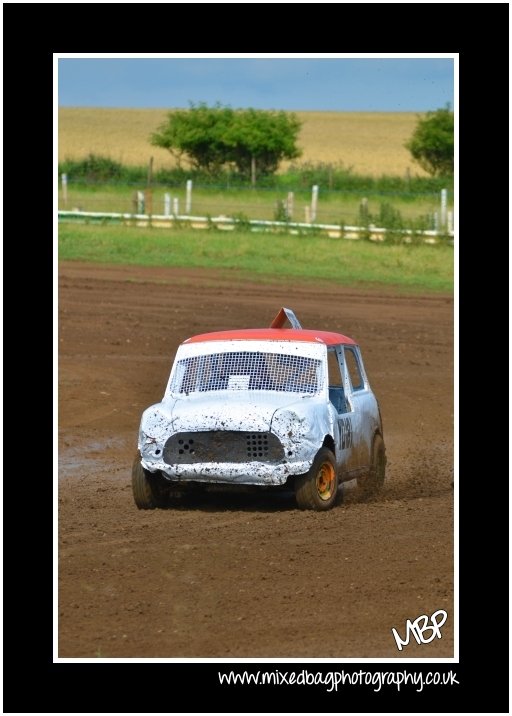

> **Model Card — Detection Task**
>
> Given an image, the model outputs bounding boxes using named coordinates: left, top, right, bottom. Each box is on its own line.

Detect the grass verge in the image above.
left=58, top=223, right=453, bottom=293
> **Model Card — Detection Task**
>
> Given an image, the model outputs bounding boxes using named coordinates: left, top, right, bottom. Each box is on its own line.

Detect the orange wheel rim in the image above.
left=316, top=462, right=335, bottom=500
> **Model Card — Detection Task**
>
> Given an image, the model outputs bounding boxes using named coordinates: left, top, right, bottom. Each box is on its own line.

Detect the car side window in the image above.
left=327, top=347, right=343, bottom=387
left=344, top=347, right=364, bottom=391
left=327, top=347, right=348, bottom=413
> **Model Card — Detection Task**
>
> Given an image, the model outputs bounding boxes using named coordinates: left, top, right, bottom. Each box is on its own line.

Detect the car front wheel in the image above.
left=132, top=454, right=167, bottom=509
left=294, top=447, right=338, bottom=511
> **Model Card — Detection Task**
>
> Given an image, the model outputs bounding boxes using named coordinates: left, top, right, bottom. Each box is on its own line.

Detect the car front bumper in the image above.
left=140, top=458, right=312, bottom=486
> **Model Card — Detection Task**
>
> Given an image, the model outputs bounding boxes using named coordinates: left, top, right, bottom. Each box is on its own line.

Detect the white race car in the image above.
left=133, top=308, right=386, bottom=510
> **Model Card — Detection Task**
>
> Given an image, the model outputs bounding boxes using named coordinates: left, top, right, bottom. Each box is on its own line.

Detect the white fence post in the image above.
left=173, top=197, right=179, bottom=215
left=164, top=193, right=171, bottom=217
left=440, top=188, right=447, bottom=229
left=186, top=180, right=193, bottom=214
left=311, top=185, right=319, bottom=223
left=61, top=173, right=68, bottom=207
left=137, top=191, right=145, bottom=214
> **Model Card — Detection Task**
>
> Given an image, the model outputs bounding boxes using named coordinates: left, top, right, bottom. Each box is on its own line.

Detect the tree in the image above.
left=226, top=108, right=302, bottom=183
left=405, top=107, right=454, bottom=176
left=151, top=103, right=235, bottom=174
left=150, top=103, right=302, bottom=182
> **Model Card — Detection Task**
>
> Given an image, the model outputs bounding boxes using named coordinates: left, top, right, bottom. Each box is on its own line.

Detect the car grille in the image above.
left=169, top=351, right=321, bottom=395
left=163, top=431, right=285, bottom=465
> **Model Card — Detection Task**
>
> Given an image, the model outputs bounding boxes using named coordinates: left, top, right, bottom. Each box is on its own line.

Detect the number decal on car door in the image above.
left=340, top=417, right=353, bottom=450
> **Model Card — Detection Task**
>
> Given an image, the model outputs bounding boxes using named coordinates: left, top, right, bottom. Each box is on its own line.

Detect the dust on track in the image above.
left=59, top=262, right=454, bottom=658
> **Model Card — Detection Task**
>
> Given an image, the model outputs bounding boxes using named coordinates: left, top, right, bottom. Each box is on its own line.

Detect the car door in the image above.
left=327, top=345, right=355, bottom=476
left=341, top=345, right=372, bottom=473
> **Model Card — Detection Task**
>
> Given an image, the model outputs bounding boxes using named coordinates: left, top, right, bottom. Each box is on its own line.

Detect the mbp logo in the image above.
left=391, top=610, right=448, bottom=651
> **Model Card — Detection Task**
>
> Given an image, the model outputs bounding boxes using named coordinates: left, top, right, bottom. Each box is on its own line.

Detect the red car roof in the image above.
left=183, top=328, right=356, bottom=346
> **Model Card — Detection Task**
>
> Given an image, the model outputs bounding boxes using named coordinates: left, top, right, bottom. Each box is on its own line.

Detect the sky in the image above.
left=58, top=56, right=454, bottom=112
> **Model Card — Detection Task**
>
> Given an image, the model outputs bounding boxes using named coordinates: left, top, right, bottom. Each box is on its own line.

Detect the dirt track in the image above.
left=58, top=262, right=454, bottom=658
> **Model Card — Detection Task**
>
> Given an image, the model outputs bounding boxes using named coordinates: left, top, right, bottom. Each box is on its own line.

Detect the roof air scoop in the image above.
left=270, top=307, right=302, bottom=330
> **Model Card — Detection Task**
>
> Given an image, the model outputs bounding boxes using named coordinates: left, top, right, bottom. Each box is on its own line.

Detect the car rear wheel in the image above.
left=358, top=433, right=386, bottom=499
left=295, top=447, right=338, bottom=510
left=132, top=454, right=167, bottom=509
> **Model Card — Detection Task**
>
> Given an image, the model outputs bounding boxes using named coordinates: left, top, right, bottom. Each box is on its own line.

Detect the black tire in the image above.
left=294, top=447, right=338, bottom=511
left=132, top=454, right=166, bottom=509
left=358, top=433, right=386, bottom=499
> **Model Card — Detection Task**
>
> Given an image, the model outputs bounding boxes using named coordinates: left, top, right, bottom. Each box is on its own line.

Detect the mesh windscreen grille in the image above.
left=171, top=351, right=321, bottom=395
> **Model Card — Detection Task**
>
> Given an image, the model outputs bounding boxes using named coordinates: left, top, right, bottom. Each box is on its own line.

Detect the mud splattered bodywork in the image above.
left=136, top=309, right=384, bottom=498
left=139, top=340, right=332, bottom=485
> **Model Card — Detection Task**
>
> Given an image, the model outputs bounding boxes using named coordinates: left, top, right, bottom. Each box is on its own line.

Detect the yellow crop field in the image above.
left=58, top=107, right=427, bottom=177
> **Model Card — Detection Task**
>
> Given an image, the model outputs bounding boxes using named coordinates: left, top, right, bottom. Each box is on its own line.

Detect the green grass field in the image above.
left=58, top=223, right=453, bottom=293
